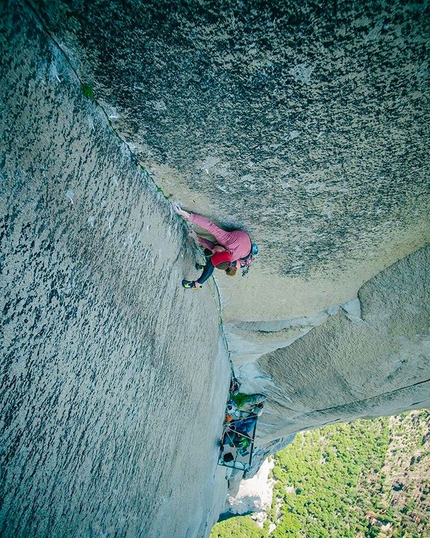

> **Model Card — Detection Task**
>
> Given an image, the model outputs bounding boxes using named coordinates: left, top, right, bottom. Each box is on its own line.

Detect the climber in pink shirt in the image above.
left=173, top=203, right=258, bottom=289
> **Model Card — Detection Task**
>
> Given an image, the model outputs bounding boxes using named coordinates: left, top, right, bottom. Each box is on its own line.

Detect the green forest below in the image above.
left=211, top=410, right=430, bottom=538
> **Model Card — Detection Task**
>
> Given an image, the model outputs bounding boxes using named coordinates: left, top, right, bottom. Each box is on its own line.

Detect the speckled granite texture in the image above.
left=28, top=0, right=429, bottom=323
left=1, top=0, right=429, bottom=530
left=1, top=3, right=230, bottom=537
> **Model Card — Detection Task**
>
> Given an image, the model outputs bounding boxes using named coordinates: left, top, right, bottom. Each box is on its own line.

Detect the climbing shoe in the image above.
left=182, top=280, right=199, bottom=289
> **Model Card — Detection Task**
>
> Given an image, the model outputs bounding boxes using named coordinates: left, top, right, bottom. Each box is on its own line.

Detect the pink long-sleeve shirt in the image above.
left=189, top=213, right=252, bottom=262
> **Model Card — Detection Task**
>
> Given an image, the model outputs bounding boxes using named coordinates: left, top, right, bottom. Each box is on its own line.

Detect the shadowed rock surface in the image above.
left=1, top=0, right=429, bottom=534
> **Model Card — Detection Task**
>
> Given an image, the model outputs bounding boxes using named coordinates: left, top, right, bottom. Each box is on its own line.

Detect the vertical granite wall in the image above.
left=1, top=3, right=230, bottom=537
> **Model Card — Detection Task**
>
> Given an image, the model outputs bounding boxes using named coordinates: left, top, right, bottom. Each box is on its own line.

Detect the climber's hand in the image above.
left=172, top=203, right=190, bottom=220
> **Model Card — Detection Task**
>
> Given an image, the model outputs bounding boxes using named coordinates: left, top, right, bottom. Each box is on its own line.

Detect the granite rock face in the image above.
left=29, top=0, right=429, bottom=430
left=1, top=3, right=230, bottom=537
left=242, top=245, right=430, bottom=473
left=1, top=0, right=429, bottom=532
left=29, top=0, right=430, bottom=322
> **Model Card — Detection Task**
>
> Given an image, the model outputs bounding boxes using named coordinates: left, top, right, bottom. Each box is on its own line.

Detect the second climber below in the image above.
left=173, top=203, right=258, bottom=289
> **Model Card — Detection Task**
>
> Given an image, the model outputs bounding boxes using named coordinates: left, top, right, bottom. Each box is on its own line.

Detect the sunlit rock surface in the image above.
left=241, top=245, right=430, bottom=474
left=1, top=3, right=230, bottom=537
